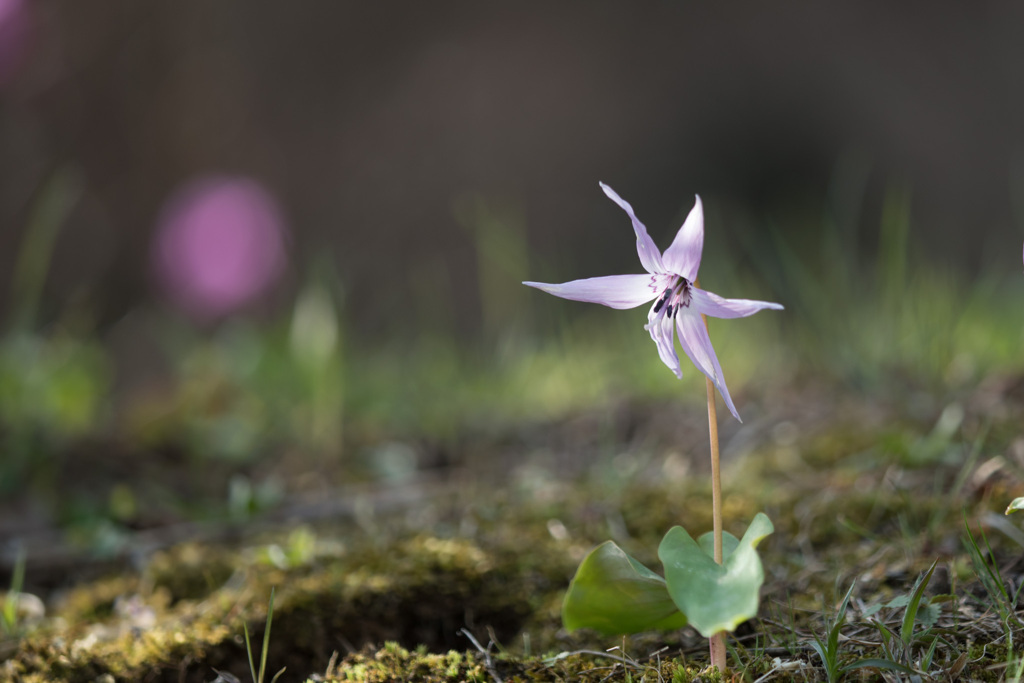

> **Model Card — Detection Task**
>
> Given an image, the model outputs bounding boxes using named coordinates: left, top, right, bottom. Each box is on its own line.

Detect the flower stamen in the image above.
left=657, top=277, right=693, bottom=319
left=653, top=290, right=671, bottom=314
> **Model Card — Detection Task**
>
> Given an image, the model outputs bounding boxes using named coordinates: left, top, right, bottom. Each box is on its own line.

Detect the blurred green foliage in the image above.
left=2, top=172, right=1024, bottom=540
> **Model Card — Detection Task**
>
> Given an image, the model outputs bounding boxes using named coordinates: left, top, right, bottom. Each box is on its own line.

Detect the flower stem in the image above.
left=705, top=376, right=723, bottom=566
left=696, top=278, right=726, bottom=673
left=705, top=376, right=727, bottom=673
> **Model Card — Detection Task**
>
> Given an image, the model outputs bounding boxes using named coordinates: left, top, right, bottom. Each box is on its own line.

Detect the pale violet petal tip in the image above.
left=523, top=274, right=658, bottom=310
left=690, top=288, right=784, bottom=319
left=598, top=183, right=666, bottom=275
left=661, top=194, right=704, bottom=280
left=675, top=311, right=742, bottom=421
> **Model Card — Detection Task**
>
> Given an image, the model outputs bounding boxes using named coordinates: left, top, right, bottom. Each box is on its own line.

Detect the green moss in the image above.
left=146, top=542, right=237, bottom=603
left=322, top=643, right=490, bottom=682
left=4, top=396, right=1024, bottom=682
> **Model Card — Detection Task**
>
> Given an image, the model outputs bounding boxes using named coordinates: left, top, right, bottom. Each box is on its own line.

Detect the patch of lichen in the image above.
left=49, top=574, right=142, bottom=623
left=959, top=643, right=1020, bottom=683
left=318, top=642, right=490, bottom=682
left=146, top=542, right=238, bottom=603
left=21, top=543, right=257, bottom=678
left=4, top=602, right=234, bottom=683
left=0, top=517, right=580, bottom=682
left=314, top=641, right=725, bottom=683
left=261, top=532, right=567, bottom=667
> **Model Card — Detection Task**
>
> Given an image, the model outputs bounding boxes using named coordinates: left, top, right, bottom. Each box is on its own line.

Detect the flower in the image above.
left=524, top=183, right=782, bottom=421
left=0, top=0, right=32, bottom=88
left=152, top=175, right=289, bottom=320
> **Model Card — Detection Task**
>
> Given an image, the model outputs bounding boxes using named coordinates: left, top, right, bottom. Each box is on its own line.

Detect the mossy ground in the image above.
left=2, top=376, right=1024, bottom=682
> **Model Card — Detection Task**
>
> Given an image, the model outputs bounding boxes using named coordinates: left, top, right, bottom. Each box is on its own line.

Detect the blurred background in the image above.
left=2, top=0, right=1024, bottom=565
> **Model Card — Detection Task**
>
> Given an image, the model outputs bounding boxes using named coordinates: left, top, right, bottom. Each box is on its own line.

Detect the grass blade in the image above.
left=259, top=587, right=276, bottom=683
left=900, top=560, right=937, bottom=649
left=2, top=548, right=26, bottom=633
left=243, top=623, right=257, bottom=683
left=844, top=658, right=917, bottom=676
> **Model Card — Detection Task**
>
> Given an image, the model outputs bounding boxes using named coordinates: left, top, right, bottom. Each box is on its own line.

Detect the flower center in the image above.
left=652, top=276, right=692, bottom=318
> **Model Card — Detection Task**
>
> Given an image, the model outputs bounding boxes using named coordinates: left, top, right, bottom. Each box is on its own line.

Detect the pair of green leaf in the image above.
left=562, top=513, right=773, bottom=638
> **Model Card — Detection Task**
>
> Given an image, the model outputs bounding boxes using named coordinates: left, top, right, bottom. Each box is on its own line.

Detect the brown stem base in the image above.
left=710, top=632, right=727, bottom=674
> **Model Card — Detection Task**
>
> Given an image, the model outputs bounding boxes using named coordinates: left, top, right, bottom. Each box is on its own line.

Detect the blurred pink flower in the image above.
left=0, top=0, right=31, bottom=87
left=153, top=176, right=288, bottom=319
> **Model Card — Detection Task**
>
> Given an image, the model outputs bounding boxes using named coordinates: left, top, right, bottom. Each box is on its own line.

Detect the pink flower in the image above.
left=152, top=176, right=288, bottom=320
left=525, top=183, right=782, bottom=421
left=0, top=0, right=31, bottom=88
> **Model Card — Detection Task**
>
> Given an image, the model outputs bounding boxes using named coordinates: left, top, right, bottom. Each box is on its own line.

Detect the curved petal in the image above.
left=645, top=310, right=681, bottom=378
left=523, top=274, right=658, bottom=309
left=661, top=195, right=703, bottom=280
left=675, top=311, right=742, bottom=422
left=599, top=182, right=666, bottom=275
left=690, top=288, right=784, bottom=319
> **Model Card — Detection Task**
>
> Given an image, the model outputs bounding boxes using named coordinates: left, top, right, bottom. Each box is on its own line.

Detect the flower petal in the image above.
left=646, top=311, right=681, bottom=378
left=523, top=274, right=659, bottom=309
left=661, top=195, right=703, bottom=280
left=675, top=311, right=742, bottom=422
left=600, top=182, right=666, bottom=275
left=690, top=288, right=784, bottom=319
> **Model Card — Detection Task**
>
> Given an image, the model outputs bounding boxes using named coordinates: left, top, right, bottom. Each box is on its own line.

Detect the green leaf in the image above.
left=900, top=561, right=937, bottom=648
left=562, top=541, right=687, bottom=635
left=1006, top=497, right=1024, bottom=514
left=828, top=581, right=857, bottom=659
left=808, top=639, right=834, bottom=681
left=658, top=513, right=774, bottom=638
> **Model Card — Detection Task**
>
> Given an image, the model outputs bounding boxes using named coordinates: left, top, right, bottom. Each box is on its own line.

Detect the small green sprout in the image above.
left=809, top=582, right=856, bottom=683
left=1, top=547, right=26, bottom=635
left=243, top=587, right=286, bottom=683
left=963, top=518, right=1024, bottom=639
left=810, top=577, right=934, bottom=682
left=864, top=561, right=943, bottom=672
